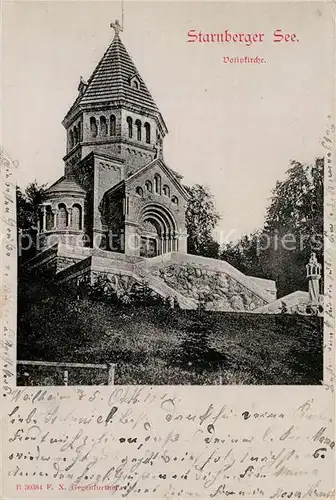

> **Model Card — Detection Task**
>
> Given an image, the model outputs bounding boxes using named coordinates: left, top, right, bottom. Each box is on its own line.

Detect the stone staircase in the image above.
left=30, top=245, right=277, bottom=312
left=252, top=290, right=323, bottom=315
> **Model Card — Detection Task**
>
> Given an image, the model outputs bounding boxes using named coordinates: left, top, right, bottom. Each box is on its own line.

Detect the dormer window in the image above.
left=130, top=74, right=141, bottom=90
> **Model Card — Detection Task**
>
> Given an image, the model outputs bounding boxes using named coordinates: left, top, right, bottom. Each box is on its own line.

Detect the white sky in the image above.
left=2, top=1, right=333, bottom=242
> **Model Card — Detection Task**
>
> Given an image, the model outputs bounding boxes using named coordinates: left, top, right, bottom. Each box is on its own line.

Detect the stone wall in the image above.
left=152, top=263, right=267, bottom=311
left=25, top=244, right=277, bottom=312
left=253, top=291, right=324, bottom=316
left=144, top=252, right=276, bottom=309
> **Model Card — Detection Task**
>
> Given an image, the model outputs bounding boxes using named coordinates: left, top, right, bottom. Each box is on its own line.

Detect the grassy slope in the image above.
left=17, top=278, right=323, bottom=385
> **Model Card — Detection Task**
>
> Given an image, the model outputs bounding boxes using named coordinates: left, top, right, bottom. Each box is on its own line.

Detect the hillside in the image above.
left=17, top=275, right=323, bottom=386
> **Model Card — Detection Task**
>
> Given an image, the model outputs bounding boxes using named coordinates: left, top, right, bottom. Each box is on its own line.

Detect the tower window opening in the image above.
left=72, top=204, right=82, bottom=230
left=58, top=204, right=68, bottom=229
left=100, top=116, right=107, bottom=136
left=46, top=205, right=54, bottom=231
left=110, top=115, right=116, bottom=136
left=69, top=130, right=74, bottom=149
left=163, top=185, right=170, bottom=197
left=135, top=119, right=142, bottom=141
left=39, top=210, right=44, bottom=231
left=145, top=180, right=152, bottom=192
left=78, top=122, right=82, bottom=141
left=154, top=174, right=161, bottom=194
left=127, top=117, right=133, bottom=139
left=172, top=196, right=178, bottom=205
left=90, top=117, right=98, bottom=137
left=132, top=80, right=139, bottom=89
left=144, top=122, right=151, bottom=144
left=136, top=186, right=143, bottom=197
left=73, top=126, right=78, bottom=145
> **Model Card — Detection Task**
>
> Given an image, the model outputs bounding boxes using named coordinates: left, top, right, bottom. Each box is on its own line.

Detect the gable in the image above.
left=125, top=158, right=189, bottom=201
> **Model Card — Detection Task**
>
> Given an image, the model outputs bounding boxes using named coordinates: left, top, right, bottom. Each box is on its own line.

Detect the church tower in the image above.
left=62, top=22, right=167, bottom=177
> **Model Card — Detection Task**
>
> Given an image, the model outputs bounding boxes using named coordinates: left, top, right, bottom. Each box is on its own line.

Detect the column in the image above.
left=52, top=209, right=58, bottom=230
left=37, top=211, right=41, bottom=233
left=67, top=207, right=72, bottom=228
left=42, top=206, right=47, bottom=232
left=81, top=205, right=84, bottom=231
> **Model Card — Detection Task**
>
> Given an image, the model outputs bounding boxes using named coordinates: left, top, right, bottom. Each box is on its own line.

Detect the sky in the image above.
left=2, top=1, right=333, bottom=243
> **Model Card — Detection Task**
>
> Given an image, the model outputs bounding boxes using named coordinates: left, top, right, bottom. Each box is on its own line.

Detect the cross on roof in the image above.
left=110, top=19, right=123, bottom=36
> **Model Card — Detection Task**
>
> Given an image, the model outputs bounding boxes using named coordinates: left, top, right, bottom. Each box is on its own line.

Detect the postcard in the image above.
left=1, top=0, right=335, bottom=498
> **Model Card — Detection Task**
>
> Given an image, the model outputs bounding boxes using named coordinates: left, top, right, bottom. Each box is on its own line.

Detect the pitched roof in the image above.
left=67, top=33, right=161, bottom=116
left=45, top=177, right=86, bottom=195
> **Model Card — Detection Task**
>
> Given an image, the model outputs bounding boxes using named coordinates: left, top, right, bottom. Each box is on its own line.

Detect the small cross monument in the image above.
left=306, top=252, right=321, bottom=308
left=110, top=19, right=123, bottom=36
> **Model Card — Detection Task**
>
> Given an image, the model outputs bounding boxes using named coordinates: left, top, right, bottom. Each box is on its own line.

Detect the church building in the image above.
left=38, top=22, right=188, bottom=259
left=26, top=22, right=279, bottom=312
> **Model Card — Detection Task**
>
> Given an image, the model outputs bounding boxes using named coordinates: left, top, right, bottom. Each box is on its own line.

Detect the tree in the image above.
left=263, top=158, right=323, bottom=296
left=265, top=158, right=323, bottom=239
left=185, top=184, right=220, bottom=257
left=220, top=230, right=268, bottom=278
left=17, top=181, right=46, bottom=230
left=17, top=181, right=46, bottom=261
left=220, top=158, right=324, bottom=297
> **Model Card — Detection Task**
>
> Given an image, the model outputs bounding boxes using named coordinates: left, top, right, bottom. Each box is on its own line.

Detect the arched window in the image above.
left=90, top=117, right=98, bottom=137
left=78, top=122, right=82, bottom=141
left=171, top=196, right=179, bottom=205
left=72, top=204, right=82, bottom=230
left=135, top=119, right=142, bottom=141
left=110, top=115, right=116, bottom=136
left=127, top=117, right=133, bottom=138
left=39, top=210, right=44, bottom=231
left=73, top=126, right=78, bottom=145
left=145, top=180, right=152, bottom=192
left=46, top=206, right=54, bottom=231
left=100, top=116, right=107, bottom=136
left=163, top=185, right=170, bottom=197
left=58, top=204, right=68, bottom=229
left=69, top=130, right=74, bottom=149
left=144, top=122, right=151, bottom=144
left=131, top=80, right=139, bottom=89
left=135, top=186, right=143, bottom=197
left=154, top=174, right=161, bottom=194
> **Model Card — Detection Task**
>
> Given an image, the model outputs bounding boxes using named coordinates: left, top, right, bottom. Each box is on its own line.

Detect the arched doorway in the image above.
left=140, top=220, right=160, bottom=258
left=139, top=203, right=177, bottom=257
